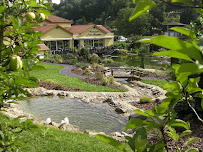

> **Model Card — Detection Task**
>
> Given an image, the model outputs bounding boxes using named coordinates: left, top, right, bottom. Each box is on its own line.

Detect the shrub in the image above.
left=44, top=51, right=52, bottom=58
left=111, top=42, right=131, bottom=49
left=139, top=96, right=152, bottom=104
left=102, top=58, right=114, bottom=64
left=42, top=58, right=56, bottom=63
left=131, top=49, right=141, bottom=54
left=118, top=49, right=128, bottom=54
left=54, top=55, right=63, bottom=63
left=85, top=67, right=91, bottom=73
left=69, top=58, right=77, bottom=65
left=79, top=47, right=90, bottom=61
left=78, top=68, right=82, bottom=72
left=64, top=53, right=75, bottom=60
left=91, top=53, right=99, bottom=64
left=76, top=62, right=90, bottom=67
left=108, top=76, right=115, bottom=84
left=101, top=77, right=109, bottom=86
left=95, top=72, right=104, bottom=80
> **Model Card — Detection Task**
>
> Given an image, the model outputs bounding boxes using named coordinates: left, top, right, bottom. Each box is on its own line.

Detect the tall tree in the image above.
left=180, top=8, right=199, bottom=24
left=114, top=8, right=152, bottom=36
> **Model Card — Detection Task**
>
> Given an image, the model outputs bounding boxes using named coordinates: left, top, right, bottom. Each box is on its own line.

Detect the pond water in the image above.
left=112, top=55, right=170, bottom=68
left=18, top=96, right=128, bottom=134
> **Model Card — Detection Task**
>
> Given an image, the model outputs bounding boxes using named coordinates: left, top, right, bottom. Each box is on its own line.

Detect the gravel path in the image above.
left=43, top=62, right=85, bottom=79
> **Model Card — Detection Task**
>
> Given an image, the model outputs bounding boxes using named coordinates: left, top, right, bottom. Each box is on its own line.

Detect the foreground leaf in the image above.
left=129, top=0, right=156, bottom=21
left=134, top=128, right=147, bottom=152
left=95, top=134, right=127, bottom=152
left=168, top=119, right=190, bottom=130
left=139, top=36, right=202, bottom=61
left=153, top=51, right=193, bottom=62
left=170, top=27, right=196, bottom=38
left=184, top=137, right=200, bottom=147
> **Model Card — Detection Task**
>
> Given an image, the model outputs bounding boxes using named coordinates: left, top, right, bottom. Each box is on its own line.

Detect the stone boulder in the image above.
left=103, top=98, right=116, bottom=107
left=58, top=123, right=80, bottom=132
left=84, top=130, right=105, bottom=136
left=128, top=113, right=147, bottom=120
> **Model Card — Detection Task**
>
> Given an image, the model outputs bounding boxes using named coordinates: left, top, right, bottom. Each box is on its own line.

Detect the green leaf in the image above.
left=153, top=51, right=193, bottom=62
left=37, top=9, right=52, bottom=16
left=133, top=109, right=152, bottom=117
left=195, top=8, right=203, bottom=16
left=129, top=0, right=156, bottom=21
left=164, top=82, right=182, bottom=93
left=171, top=0, right=194, bottom=5
left=168, top=119, right=190, bottom=130
left=17, top=16, right=23, bottom=28
left=95, top=134, right=127, bottom=152
left=180, top=130, right=192, bottom=138
left=10, top=17, right=18, bottom=29
left=184, top=137, right=199, bottom=147
left=185, top=147, right=199, bottom=152
left=0, top=72, right=9, bottom=81
left=133, top=0, right=140, bottom=4
left=139, top=36, right=202, bottom=61
left=155, top=98, right=171, bottom=114
left=134, top=128, right=147, bottom=152
left=178, top=63, right=199, bottom=74
left=125, top=118, right=149, bottom=130
left=0, top=6, right=6, bottom=13
left=171, top=27, right=196, bottom=38
left=166, top=126, right=179, bottom=142
left=148, top=141, right=165, bottom=152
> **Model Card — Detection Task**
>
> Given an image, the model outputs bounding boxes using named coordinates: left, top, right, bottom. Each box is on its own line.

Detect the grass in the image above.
left=30, top=63, right=124, bottom=92
left=0, top=113, right=121, bottom=152
left=141, top=79, right=168, bottom=89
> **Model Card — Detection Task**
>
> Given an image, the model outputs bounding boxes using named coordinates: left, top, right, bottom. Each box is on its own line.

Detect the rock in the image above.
left=57, top=91, right=65, bottom=96
left=81, top=97, right=90, bottom=103
left=47, top=90, right=54, bottom=96
left=68, top=93, right=74, bottom=98
left=36, top=87, right=48, bottom=96
left=109, top=132, right=126, bottom=142
left=58, top=123, right=80, bottom=132
left=115, top=107, right=128, bottom=114
left=128, top=113, right=147, bottom=120
left=84, top=130, right=105, bottom=136
left=125, top=129, right=135, bottom=134
left=103, top=98, right=116, bottom=107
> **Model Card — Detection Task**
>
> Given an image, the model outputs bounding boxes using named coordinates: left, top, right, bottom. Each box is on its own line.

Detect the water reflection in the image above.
left=18, top=96, right=128, bottom=134
left=112, top=55, right=170, bottom=68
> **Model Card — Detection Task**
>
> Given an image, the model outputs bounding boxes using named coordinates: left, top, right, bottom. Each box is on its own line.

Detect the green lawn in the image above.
left=0, top=113, right=121, bottom=152
left=30, top=63, right=124, bottom=92
left=141, top=79, right=168, bottom=89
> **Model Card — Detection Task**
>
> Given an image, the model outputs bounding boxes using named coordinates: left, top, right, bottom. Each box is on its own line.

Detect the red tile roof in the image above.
left=46, top=15, right=72, bottom=23
left=38, top=44, right=50, bottom=51
left=34, top=25, right=57, bottom=33
left=67, top=25, right=94, bottom=34
left=96, top=25, right=111, bottom=33
left=66, top=24, right=111, bottom=34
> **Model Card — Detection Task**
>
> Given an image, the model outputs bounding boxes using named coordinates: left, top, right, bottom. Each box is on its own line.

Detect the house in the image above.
left=163, top=22, right=186, bottom=38
left=34, top=15, right=114, bottom=54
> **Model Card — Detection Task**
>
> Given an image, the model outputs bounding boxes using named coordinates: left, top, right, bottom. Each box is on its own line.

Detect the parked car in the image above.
left=117, top=36, right=127, bottom=42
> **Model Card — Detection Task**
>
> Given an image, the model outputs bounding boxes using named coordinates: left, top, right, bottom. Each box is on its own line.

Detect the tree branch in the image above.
left=186, top=100, right=203, bottom=123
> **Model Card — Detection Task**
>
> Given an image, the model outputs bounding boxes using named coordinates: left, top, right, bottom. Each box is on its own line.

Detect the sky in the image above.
left=52, top=0, right=60, bottom=4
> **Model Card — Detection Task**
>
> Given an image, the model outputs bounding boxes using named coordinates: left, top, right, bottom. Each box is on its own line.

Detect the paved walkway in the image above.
left=43, top=62, right=85, bottom=79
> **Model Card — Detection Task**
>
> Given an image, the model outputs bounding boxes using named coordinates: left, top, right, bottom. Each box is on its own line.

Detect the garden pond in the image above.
left=18, top=96, right=128, bottom=134
left=112, top=55, right=170, bottom=68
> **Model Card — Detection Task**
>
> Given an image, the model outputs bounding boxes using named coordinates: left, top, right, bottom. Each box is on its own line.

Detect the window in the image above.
left=51, top=41, right=56, bottom=50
